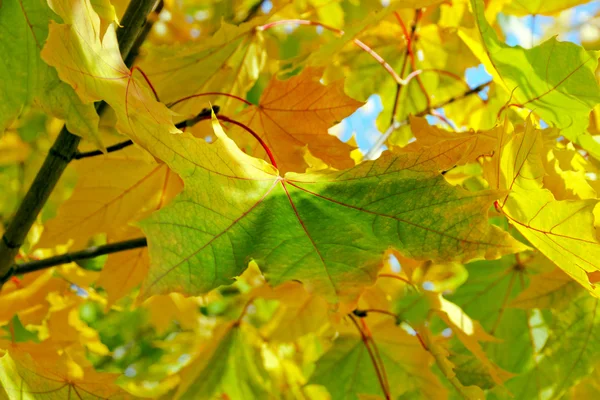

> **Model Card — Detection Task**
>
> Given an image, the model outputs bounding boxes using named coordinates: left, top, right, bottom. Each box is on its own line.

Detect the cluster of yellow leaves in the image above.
left=1, top=0, right=600, bottom=399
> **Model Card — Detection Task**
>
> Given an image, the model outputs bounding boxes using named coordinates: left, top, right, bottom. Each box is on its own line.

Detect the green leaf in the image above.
left=139, top=115, right=524, bottom=302
left=0, top=0, right=101, bottom=147
left=309, top=319, right=447, bottom=399
left=175, top=323, right=271, bottom=400
left=464, top=0, right=600, bottom=158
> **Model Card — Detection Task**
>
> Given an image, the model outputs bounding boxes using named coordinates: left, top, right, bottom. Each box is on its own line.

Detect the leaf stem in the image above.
left=259, top=19, right=408, bottom=85
left=168, top=92, right=252, bottom=108
left=0, top=0, right=161, bottom=286
left=218, top=115, right=278, bottom=169
left=13, top=238, right=148, bottom=276
left=348, top=315, right=391, bottom=400
left=180, top=112, right=279, bottom=168
left=130, top=66, right=160, bottom=102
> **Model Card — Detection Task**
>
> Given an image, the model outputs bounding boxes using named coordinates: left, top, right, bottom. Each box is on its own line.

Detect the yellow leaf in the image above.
left=0, top=347, right=134, bottom=399
left=401, top=116, right=497, bottom=170
left=509, top=268, right=582, bottom=310
left=0, top=133, right=30, bottom=166
left=141, top=18, right=267, bottom=113
left=257, top=281, right=330, bottom=341
left=37, top=148, right=182, bottom=250
left=231, top=67, right=362, bottom=173
left=41, top=0, right=181, bottom=156
left=0, top=270, right=67, bottom=326
left=97, top=228, right=150, bottom=307
left=428, top=294, right=511, bottom=386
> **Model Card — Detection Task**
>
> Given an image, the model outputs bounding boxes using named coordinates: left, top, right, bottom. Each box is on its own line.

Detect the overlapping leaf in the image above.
left=0, top=348, right=132, bottom=399
left=0, top=0, right=101, bottom=146
left=41, top=0, right=181, bottom=153
left=464, top=0, right=600, bottom=158
left=141, top=18, right=267, bottom=114
left=487, top=120, right=600, bottom=297
left=309, top=318, right=447, bottom=399
left=401, top=116, right=498, bottom=170
left=230, top=67, right=362, bottom=172
left=140, top=115, right=523, bottom=301
left=174, top=323, right=271, bottom=400
left=37, top=148, right=181, bottom=250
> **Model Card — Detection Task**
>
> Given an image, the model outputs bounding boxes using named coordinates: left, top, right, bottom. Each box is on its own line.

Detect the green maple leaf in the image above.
left=0, top=0, right=101, bottom=147
left=464, top=0, right=600, bottom=159
left=139, top=114, right=524, bottom=302
left=309, top=318, right=447, bottom=399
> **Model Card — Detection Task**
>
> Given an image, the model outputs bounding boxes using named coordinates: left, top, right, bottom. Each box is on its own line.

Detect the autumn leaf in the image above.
left=97, top=229, right=150, bottom=307
left=254, top=281, right=330, bottom=341
left=139, top=114, right=524, bottom=302
left=4, top=0, right=600, bottom=398
left=309, top=318, right=448, bottom=399
left=509, top=267, right=582, bottom=309
left=230, top=67, right=362, bottom=173
left=0, top=0, right=101, bottom=147
left=41, top=0, right=181, bottom=154
left=464, top=0, right=600, bottom=158
left=487, top=119, right=600, bottom=298
left=0, top=270, right=67, bottom=325
left=400, top=116, right=497, bottom=170
left=141, top=17, right=267, bottom=114
left=0, top=348, right=133, bottom=399
left=37, top=147, right=181, bottom=250
left=174, top=322, right=271, bottom=400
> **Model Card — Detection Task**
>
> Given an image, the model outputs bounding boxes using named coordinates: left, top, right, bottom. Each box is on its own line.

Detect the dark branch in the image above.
left=14, top=238, right=148, bottom=276
left=74, top=106, right=220, bottom=160
left=74, top=140, right=135, bottom=160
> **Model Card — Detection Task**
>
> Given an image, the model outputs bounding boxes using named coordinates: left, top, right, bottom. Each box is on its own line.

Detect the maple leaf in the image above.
left=0, top=348, right=133, bottom=399
left=37, top=147, right=181, bottom=250
left=40, top=0, right=181, bottom=154
left=487, top=119, right=600, bottom=298
left=230, top=67, right=362, bottom=173
left=400, top=116, right=497, bottom=170
left=0, top=270, right=67, bottom=326
left=309, top=318, right=448, bottom=399
left=174, top=322, right=271, bottom=400
left=253, top=281, right=330, bottom=341
left=139, top=115, right=524, bottom=302
left=97, top=228, right=150, bottom=307
left=509, top=267, right=582, bottom=310
left=0, top=0, right=101, bottom=147
left=141, top=17, right=267, bottom=114
left=464, top=0, right=600, bottom=159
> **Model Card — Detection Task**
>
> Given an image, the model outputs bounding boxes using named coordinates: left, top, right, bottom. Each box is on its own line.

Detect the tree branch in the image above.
left=74, top=106, right=220, bottom=160
left=14, top=238, right=148, bottom=276
left=0, top=0, right=161, bottom=285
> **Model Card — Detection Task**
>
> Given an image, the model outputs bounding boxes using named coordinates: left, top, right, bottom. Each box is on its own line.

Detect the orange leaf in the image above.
left=231, top=67, right=363, bottom=173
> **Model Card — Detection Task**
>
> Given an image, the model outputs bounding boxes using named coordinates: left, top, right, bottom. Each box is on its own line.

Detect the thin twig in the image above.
left=74, top=140, right=135, bottom=160
left=13, top=238, right=148, bottom=276
left=74, top=106, right=220, bottom=160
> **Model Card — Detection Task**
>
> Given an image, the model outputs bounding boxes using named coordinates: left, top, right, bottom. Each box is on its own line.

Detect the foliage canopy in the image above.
left=1, top=0, right=600, bottom=399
